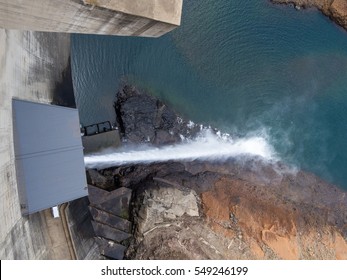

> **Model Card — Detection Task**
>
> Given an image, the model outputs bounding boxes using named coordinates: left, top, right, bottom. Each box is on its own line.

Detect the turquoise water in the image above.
left=72, top=0, right=347, bottom=190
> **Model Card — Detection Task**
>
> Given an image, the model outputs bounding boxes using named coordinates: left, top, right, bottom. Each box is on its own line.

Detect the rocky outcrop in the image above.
left=272, top=0, right=347, bottom=31
left=108, top=160, right=347, bottom=260
left=92, top=85, right=347, bottom=259
left=115, top=85, right=200, bottom=145
left=134, top=185, right=199, bottom=234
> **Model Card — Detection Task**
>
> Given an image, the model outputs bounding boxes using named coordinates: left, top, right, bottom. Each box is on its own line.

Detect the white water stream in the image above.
left=84, top=129, right=277, bottom=169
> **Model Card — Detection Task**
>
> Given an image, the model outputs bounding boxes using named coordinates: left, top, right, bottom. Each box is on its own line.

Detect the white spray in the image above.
left=84, top=128, right=278, bottom=169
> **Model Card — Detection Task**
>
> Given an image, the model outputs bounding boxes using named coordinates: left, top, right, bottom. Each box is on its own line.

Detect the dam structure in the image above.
left=0, top=0, right=183, bottom=259
left=0, top=0, right=182, bottom=37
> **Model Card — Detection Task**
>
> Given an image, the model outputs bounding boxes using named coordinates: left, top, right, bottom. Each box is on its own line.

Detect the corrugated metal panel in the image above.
left=12, top=99, right=87, bottom=215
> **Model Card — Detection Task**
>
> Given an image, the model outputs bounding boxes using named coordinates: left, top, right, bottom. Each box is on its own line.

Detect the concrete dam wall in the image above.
left=0, top=29, right=108, bottom=261
left=0, top=0, right=182, bottom=37
left=0, top=30, right=73, bottom=259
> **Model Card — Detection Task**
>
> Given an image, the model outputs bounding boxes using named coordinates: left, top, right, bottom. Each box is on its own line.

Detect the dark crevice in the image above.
left=52, top=57, right=76, bottom=108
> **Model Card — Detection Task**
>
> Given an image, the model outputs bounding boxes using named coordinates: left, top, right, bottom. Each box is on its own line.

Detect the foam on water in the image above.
left=84, top=129, right=277, bottom=169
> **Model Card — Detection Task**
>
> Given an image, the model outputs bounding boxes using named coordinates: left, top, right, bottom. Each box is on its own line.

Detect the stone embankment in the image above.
left=272, top=0, right=347, bottom=31
left=88, top=185, right=132, bottom=260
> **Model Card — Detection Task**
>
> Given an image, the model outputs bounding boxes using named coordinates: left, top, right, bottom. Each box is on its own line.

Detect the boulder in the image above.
left=135, top=185, right=199, bottom=234
left=115, top=85, right=200, bottom=145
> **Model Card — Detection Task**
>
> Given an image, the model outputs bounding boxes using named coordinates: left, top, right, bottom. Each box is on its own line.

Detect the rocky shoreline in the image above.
left=87, top=85, right=347, bottom=259
left=271, top=0, right=347, bottom=31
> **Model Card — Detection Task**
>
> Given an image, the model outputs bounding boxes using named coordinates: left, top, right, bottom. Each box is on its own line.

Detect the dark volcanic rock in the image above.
left=115, top=85, right=200, bottom=145
left=87, top=169, right=113, bottom=190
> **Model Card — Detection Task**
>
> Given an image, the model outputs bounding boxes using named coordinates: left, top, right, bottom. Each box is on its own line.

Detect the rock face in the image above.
left=115, top=85, right=200, bottom=145
left=103, top=85, right=347, bottom=259
left=272, top=0, right=347, bottom=31
left=135, top=185, right=199, bottom=234
left=112, top=160, right=347, bottom=260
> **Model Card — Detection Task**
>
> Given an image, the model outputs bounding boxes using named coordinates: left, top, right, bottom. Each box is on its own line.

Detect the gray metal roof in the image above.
left=12, top=99, right=87, bottom=215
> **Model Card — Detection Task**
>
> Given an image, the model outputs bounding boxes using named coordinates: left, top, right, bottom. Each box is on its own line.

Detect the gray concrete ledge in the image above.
left=0, top=0, right=182, bottom=37
left=83, top=130, right=121, bottom=154
left=83, top=0, right=182, bottom=26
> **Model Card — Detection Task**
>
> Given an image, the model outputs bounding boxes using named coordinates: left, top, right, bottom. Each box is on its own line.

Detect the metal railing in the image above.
left=82, top=121, right=113, bottom=136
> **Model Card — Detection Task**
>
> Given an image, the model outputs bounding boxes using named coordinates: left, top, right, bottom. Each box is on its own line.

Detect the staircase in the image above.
left=88, top=185, right=132, bottom=259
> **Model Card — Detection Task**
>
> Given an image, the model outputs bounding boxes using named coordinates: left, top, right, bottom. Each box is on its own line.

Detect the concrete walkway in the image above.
left=42, top=209, right=72, bottom=260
